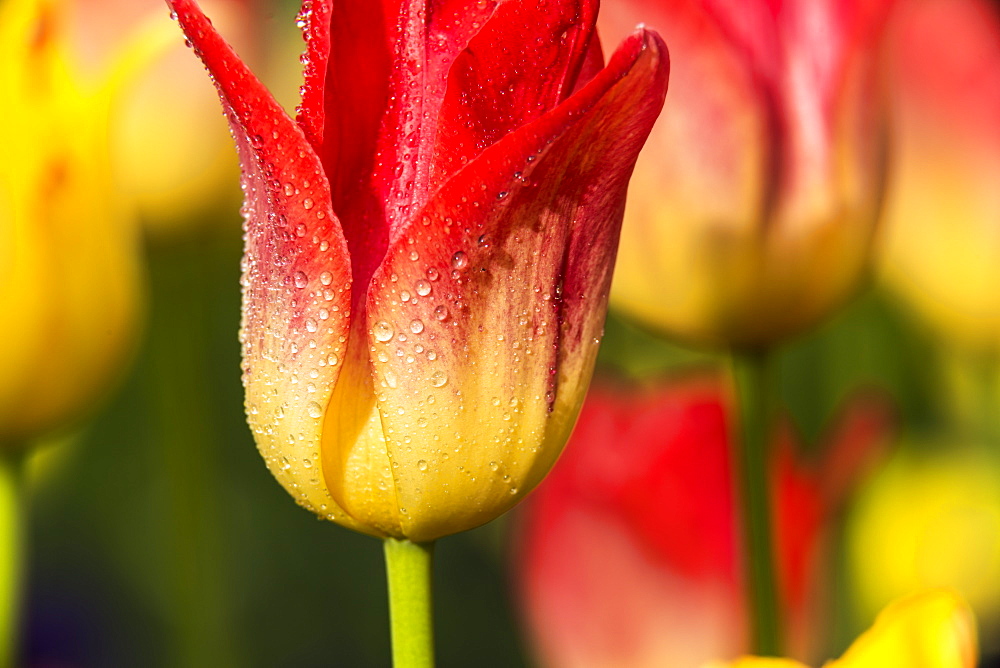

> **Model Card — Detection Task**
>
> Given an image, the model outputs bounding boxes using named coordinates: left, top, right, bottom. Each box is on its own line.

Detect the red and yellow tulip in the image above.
left=515, top=377, right=891, bottom=667
left=170, top=0, right=669, bottom=541
left=0, top=0, right=143, bottom=447
left=601, top=0, right=895, bottom=347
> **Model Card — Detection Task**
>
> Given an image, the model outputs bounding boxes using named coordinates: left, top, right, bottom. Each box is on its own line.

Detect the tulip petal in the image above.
left=428, top=0, right=597, bottom=191
left=299, top=0, right=501, bottom=307
left=169, top=0, right=364, bottom=530
left=362, top=29, right=668, bottom=541
left=295, top=0, right=394, bottom=219
left=832, top=590, right=977, bottom=668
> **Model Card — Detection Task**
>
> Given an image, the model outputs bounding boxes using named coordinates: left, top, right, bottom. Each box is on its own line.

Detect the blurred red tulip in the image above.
left=601, top=0, right=896, bottom=347
left=168, top=0, right=669, bottom=541
left=515, top=377, right=892, bottom=667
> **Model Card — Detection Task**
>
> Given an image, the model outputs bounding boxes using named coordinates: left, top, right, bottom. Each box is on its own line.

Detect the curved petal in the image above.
left=363, top=29, right=668, bottom=541
left=428, top=0, right=598, bottom=191
left=169, top=0, right=362, bottom=530
left=833, top=590, right=976, bottom=668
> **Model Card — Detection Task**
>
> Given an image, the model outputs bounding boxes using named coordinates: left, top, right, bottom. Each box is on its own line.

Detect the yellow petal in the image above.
left=832, top=591, right=977, bottom=668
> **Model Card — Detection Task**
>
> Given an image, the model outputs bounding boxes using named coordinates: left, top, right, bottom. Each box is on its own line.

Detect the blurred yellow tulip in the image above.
left=600, top=0, right=894, bottom=347
left=0, top=0, right=143, bottom=447
left=878, top=0, right=1000, bottom=348
left=847, top=448, right=1000, bottom=645
left=706, top=590, right=977, bottom=668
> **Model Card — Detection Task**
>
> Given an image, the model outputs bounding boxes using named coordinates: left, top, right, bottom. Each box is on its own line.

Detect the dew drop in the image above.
left=451, top=251, right=468, bottom=269
left=426, top=267, right=440, bottom=281
left=307, top=402, right=323, bottom=419
left=410, top=320, right=424, bottom=334
left=373, top=321, right=394, bottom=342
left=433, top=305, right=449, bottom=321
left=430, top=371, right=448, bottom=387
left=417, top=460, right=428, bottom=471
left=415, top=280, right=431, bottom=296
left=294, top=271, right=308, bottom=288
left=302, top=197, right=314, bottom=210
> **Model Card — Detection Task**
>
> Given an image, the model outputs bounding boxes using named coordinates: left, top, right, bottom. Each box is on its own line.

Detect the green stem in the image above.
left=0, top=453, right=25, bottom=668
left=384, top=538, right=435, bottom=668
left=732, top=349, right=782, bottom=656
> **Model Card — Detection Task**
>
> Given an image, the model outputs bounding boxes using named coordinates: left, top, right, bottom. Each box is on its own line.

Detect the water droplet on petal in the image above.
left=415, top=280, right=431, bottom=296
left=373, top=321, right=394, bottom=342
left=451, top=251, right=468, bottom=269
left=294, top=271, right=308, bottom=288
left=410, top=320, right=424, bottom=334
left=307, top=402, right=323, bottom=419
left=430, top=371, right=447, bottom=387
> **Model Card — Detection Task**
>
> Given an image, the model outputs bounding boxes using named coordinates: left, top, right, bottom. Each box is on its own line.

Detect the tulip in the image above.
left=170, top=0, right=668, bottom=542
left=597, top=1, right=895, bottom=651
left=601, top=0, right=895, bottom=348
left=170, top=0, right=668, bottom=662
left=516, top=378, right=890, bottom=668
left=0, top=0, right=142, bottom=450
left=878, top=0, right=1000, bottom=349
left=1, top=0, right=148, bottom=662
left=706, top=590, right=977, bottom=668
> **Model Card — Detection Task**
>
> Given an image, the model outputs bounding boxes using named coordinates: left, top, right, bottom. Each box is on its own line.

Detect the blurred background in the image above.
left=9, top=0, right=1000, bottom=665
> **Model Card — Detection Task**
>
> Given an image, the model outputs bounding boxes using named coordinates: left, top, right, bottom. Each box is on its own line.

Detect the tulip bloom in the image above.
left=0, top=0, right=142, bottom=446
left=601, top=0, right=894, bottom=347
left=707, top=590, right=977, bottom=668
left=878, top=0, right=1000, bottom=348
left=169, top=0, right=669, bottom=541
left=516, top=378, right=890, bottom=668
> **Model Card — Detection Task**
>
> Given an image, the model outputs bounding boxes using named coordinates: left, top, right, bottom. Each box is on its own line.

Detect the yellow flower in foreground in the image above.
left=0, top=0, right=143, bottom=447
left=705, top=590, right=977, bottom=668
